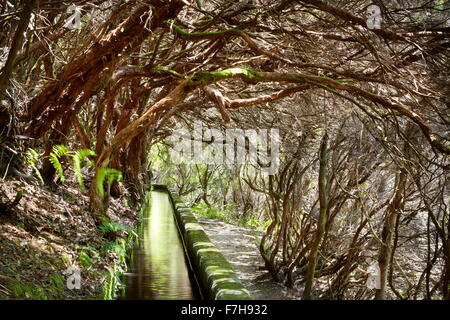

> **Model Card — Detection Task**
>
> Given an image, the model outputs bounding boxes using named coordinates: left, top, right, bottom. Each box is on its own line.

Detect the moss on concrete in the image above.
left=157, top=185, right=251, bottom=300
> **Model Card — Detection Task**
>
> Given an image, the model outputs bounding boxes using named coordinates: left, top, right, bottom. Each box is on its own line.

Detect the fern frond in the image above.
left=99, top=221, right=137, bottom=237
left=49, top=154, right=64, bottom=183
left=25, top=148, right=44, bottom=184
left=96, top=168, right=122, bottom=199
left=52, top=145, right=69, bottom=157
left=49, top=145, right=70, bottom=183
left=102, top=241, right=125, bottom=255
left=78, top=250, right=93, bottom=269
left=25, top=148, right=39, bottom=163
left=73, top=149, right=96, bottom=189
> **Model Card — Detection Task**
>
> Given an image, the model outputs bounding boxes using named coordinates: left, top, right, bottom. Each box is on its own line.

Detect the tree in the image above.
left=1, top=0, right=448, bottom=299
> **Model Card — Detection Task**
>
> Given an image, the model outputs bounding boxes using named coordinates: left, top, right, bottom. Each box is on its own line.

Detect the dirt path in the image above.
left=197, top=217, right=300, bottom=300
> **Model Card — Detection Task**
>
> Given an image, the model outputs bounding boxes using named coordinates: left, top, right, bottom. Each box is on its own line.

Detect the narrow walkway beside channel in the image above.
left=197, top=217, right=300, bottom=300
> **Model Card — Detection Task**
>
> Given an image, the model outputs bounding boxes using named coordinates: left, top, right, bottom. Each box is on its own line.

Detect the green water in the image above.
left=121, top=191, right=199, bottom=299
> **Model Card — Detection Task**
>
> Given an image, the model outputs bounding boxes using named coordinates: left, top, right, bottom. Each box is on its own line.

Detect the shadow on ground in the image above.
left=198, top=217, right=300, bottom=300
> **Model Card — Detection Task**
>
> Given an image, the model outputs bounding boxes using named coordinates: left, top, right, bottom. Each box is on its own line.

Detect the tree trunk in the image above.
left=88, top=80, right=191, bottom=223
left=444, top=230, right=450, bottom=300
left=303, top=132, right=329, bottom=300
left=375, top=169, right=406, bottom=300
left=0, top=0, right=36, bottom=100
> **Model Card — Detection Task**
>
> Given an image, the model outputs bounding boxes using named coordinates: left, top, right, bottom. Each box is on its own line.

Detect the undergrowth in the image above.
left=98, top=220, right=137, bottom=300
left=190, top=202, right=271, bottom=231
left=24, top=145, right=122, bottom=199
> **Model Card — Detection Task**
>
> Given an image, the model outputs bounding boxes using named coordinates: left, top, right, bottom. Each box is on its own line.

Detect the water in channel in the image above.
left=120, top=191, right=200, bottom=299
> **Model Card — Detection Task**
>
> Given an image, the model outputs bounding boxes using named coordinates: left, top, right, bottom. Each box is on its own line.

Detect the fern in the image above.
left=96, top=168, right=122, bottom=199
left=25, top=148, right=44, bottom=183
left=73, top=149, right=96, bottom=189
left=103, top=265, right=120, bottom=300
left=78, top=250, right=93, bottom=269
left=48, top=145, right=70, bottom=183
left=102, top=241, right=126, bottom=256
left=48, top=274, right=65, bottom=292
left=26, top=144, right=99, bottom=189
left=99, top=221, right=137, bottom=237
left=102, top=238, right=129, bottom=266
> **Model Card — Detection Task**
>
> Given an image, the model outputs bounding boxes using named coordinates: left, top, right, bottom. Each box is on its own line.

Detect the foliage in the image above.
left=78, top=251, right=93, bottom=269
left=102, top=265, right=121, bottom=300
left=96, top=168, right=122, bottom=200
left=73, top=149, right=96, bottom=189
left=2, top=0, right=450, bottom=300
left=190, top=201, right=269, bottom=231
left=102, top=240, right=126, bottom=259
left=101, top=236, right=135, bottom=300
left=9, top=280, right=48, bottom=300
left=25, top=148, right=43, bottom=183
left=48, top=274, right=66, bottom=293
left=24, top=145, right=96, bottom=188
left=191, top=202, right=227, bottom=221
left=60, top=254, right=73, bottom=268
left=48, top=145, right=70, bottom=183
left=240, top=216, right=272, bottom=231
left=98, top=221, right=137, bottom=238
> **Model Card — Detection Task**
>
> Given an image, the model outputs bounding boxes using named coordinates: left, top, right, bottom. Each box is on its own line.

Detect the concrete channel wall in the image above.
left=152, top=185, right=251, bottom=300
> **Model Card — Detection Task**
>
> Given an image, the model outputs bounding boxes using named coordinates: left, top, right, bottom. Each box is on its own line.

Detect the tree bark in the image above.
left=0, top=0, right=36, bottom=100
left=375, top=169, right=406, bottom=300
left=303, top=132, right=329, bottom=300
left=88, top=80, right=191, bottom=223
left=444, top=227, right=450, bottom=300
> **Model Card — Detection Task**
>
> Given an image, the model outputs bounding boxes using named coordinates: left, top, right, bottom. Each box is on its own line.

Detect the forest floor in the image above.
left=198, top=217, right=300, bottom=300
left=0, top=173, right=298, bottom=300
left=0, top=177, right=137, bottom=299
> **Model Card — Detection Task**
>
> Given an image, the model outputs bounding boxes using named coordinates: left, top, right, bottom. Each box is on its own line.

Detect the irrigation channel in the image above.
left=120, top=189, right=201, bottom=299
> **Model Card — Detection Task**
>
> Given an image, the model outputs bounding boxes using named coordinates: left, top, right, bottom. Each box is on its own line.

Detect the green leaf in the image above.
left=73, top=149, right=96, bottom=189
left=48, top=145, right=70, bottom=183
left=99, top=221, right=137, bottom=237
left=96, top=168, right=122, bottom=200
left=25, top=148, right=44, bottom=184
left=78, top=250, right=93, bottom=269
left=102, top=241, right=126, bottom=256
